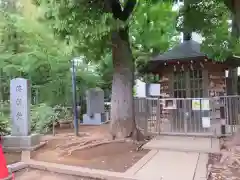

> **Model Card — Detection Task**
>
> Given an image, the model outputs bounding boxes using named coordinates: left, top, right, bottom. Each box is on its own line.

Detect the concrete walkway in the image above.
left=143, top=136, right=220, bottom=153
left=125, top=136, right=216, bottom=180
left=126, top=150, right=208, bottom=180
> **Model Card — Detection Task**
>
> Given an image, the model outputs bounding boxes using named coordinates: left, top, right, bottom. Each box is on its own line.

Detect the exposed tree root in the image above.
left=62, top=139, right=125, bottom=156
left=54, top=125, right=150, bottom=158
left=56, top=140, right=86, bottom=150
left=136, top=143, right=144, bottom=151
left=63, top=139, right=103, bottom=152
left=57, top=138, right=106, bottom=156
left=137, top=127, right=144, bottom=133
left=56, top=137, right=102, bottom=149
left=55, top=140, right=83, bottom=149
left=132, top=128, right=145, bottom=141
left=55, top=137, right=88, bottom=148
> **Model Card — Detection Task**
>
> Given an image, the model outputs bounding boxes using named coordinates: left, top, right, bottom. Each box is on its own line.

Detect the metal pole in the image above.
left=71, top=59, right=79, bottom=136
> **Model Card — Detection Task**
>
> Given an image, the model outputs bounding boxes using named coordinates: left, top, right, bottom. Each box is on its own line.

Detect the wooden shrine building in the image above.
left=143, top=40, right=240, bottom=136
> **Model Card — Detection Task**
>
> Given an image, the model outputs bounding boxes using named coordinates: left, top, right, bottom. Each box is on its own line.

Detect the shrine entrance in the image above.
left=171, top=69, right=209, bottom=133
left=173, top=70, right=204, bottom=99
left=139, top=39, right=240, bottom=136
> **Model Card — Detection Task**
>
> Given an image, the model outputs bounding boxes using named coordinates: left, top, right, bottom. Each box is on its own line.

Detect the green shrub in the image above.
left=31, top=103, right=58, bottom=134
left=0, top=112, right=10, bottom=135
left=54, top=105, right=71, bottom=121
left=0, top=101, right=10, bottom=115
left=0, top=101, right=10, bottom=135
left=0, top=101, right=60, bottom=135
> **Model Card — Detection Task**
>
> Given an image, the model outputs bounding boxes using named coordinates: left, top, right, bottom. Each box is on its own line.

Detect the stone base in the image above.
left=2, top=134, right=41, bottom=151
left=83, top=113, right=105, bottom=125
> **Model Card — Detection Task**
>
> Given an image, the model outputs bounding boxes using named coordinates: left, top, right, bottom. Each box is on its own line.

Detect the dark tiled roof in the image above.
left=151, top=40, right=205, bottom=61
left=143, top=40, right=240, bottom=73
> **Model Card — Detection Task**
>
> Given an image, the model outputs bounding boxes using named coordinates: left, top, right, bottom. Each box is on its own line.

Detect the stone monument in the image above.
left=83, top=88, right=105, bottom=125
left=3, top=78, right=41, bottom=151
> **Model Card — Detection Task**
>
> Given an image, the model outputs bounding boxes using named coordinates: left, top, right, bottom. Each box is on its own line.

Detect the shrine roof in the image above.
left=144, top=40, right=240, bottom=73
left=151, top=40, right=205, bottom=62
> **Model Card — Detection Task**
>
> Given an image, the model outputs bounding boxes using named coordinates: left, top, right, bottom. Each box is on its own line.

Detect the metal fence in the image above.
left=135, top=96, right=240, bottom=137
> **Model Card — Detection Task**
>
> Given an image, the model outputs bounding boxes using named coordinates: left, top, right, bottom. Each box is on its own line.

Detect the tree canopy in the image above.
left=0, top=1, right=100, bottom=105
left=177, top=0, right=240, bottom=61
left=31, top=0, right=178, bottom=139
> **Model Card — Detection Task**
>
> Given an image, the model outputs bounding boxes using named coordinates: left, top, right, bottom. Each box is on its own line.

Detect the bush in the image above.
left=0, top=101, right=59, bottom=135
left=0, top=101, right=10, bottom=135
left=31, top=103, right=58, bottom=134
left=0, top=101, right=10, bottom=115
left=0, top=112, right=10, bottom=135
left=54, top=105, right=71, bottom=121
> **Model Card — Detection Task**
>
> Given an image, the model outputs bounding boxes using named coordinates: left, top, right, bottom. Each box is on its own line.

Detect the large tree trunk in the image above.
left=110, top=27, right=137, bottom=139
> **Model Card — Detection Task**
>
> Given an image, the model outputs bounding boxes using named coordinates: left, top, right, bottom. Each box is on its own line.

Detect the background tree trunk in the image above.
left=225, top=0, right=240, bottom=135
left=224, top=0, right=240, bottom=37
left=110, top=28, right=137, bottom=139
left=231, top=0, right=240, bottom=37
left=226, top=0, right=240, bottom=88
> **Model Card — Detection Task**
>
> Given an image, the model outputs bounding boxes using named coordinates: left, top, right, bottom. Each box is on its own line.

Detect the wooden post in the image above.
left=156, top=98, right=161, bottom=134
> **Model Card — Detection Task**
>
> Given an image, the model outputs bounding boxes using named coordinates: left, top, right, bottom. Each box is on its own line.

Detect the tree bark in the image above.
left=233, top=1, right=240, bottom=37
left=225, top=0, right=240, bottom=38
left=107, top=0, right=139, bottom=140
left=109, top=27, right=137, bottom=139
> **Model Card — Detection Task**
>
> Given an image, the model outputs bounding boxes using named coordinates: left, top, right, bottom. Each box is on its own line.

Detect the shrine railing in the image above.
left=134, top=96, right=240, bottom=136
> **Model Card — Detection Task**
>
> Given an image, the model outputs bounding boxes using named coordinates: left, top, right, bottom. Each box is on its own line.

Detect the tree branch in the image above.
left=120, top=0, right=137, bottom=21
left=110, top=0, right=137, bottom=21
left=110, top=0, right=123, bottom=19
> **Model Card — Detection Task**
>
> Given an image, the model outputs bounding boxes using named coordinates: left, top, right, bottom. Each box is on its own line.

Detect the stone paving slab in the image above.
left=143, top=136, right=220, bottom=153
left=193, top=153, right=208, bottom=180
left=133, top=150, right=200, bottom=180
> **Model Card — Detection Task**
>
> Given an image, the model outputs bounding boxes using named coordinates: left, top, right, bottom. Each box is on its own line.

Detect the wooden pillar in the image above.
left=227, top=67, right=238, bottom=95
left=202, top=69, right=209, bottom=97
left=226, top=67, right=238, bottom=127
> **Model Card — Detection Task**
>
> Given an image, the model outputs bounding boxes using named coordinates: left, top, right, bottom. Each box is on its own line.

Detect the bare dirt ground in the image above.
left=15, top=168, right=98, bottom=180
left=208, top=135, right=240, bottom=180
left=5, top=152, right=21, bottom=165
left=31, top=125, right=149, bottom=172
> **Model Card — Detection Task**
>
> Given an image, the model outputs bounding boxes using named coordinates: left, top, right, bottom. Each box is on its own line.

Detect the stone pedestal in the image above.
left=82, top=88, right=105, bottom=125
left=83, top=113, right=105, bottom=125
left=2, top=134, right=41, bottom=151
left=86, top=88, right=104, bottom=116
